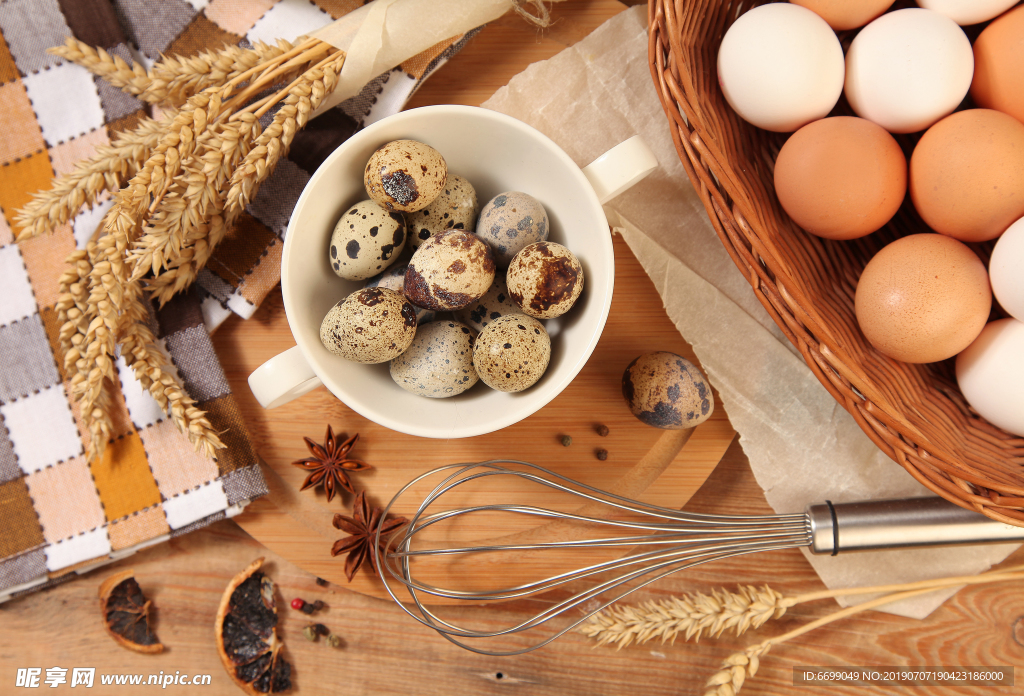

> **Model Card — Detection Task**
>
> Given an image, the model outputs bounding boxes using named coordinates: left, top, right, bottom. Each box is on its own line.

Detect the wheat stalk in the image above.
left=582, top=562, right=1024, bottom=651
left=580, top=585, right=789, bottom=649
left=694, top=566, right=1024, bottom=696
left=16, top=36, right=347, bottom=462
left=14, top=116, right=166, bottom=240
left=49, top=37, right=299, bottom=107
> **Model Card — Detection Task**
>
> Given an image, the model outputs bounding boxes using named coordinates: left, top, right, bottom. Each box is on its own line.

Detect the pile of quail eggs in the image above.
left=318, top=139, right=585, bottom=398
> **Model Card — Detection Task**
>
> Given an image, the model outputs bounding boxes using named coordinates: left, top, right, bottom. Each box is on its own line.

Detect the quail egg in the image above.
left=319, top=287, right=417, bottom=364
left=409, top=174, right=479, bottom=248
left=363, top=261, right=436, bottom=325
left=476, top=191, right=549, bottom=267
left=390, top=321, right=479, bottom=398
left=472, top=314, right=551, bottom=392
left=405, top=229, right=495, bottom=312
left=507, top=241, right=584, bottom=319
left=364, top=139, right=447, bottom=213
left=621, top=352, right=714, bottom=429
left=329, top=200, right=407, bottom=280
left=454, top=275, right=516, bottom=332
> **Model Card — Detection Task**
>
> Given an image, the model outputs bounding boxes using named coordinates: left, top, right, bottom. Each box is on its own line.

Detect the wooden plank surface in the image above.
left=3, top=2, right=1023, bottom=695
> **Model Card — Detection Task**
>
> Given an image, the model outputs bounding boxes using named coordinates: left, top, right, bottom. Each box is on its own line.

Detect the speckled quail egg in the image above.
left=621, top=352, right=714, bottom=429
left=364, top=139, right=447, bottom=213
left=319, top=287, right=417, bottom=364
left=507, top=241, right=584, bottom=319
left=472, top=314, right=551, bottom=392
left=390, top=321, right=479, bottom=398
left=405, top=229, right=495, bottom=311
left=476, top=191, right=549, bottom=267
left=454, top=275, right=516, bottom=332
left=329, top=200, right=407, bottom=280
left=409, top=174, right=479, bottom=248
left=363, top=261, right=436, bottom=325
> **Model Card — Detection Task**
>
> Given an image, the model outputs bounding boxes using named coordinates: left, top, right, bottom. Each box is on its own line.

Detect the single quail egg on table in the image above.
left=476, top=191, right=549, bottom=267
left=472, top=314, right=551, bottom=392
left=329, top=199, right=407, bottom=280
left=409, top=174, right=479, bottom=248
left=390, top=321, right=479, bottom=398
left=405, top=229, right=495, bottom=311
left=507, top=241, right=584, bottom=319
left=364, top=139, right=447, bottom=213
left=320, top=287, right=417, bottom=364
left=454, top=276, right=516, bottom=333
left=363, top=260, right=436, bottom=325
left=622, top=352, right=714, bottom=429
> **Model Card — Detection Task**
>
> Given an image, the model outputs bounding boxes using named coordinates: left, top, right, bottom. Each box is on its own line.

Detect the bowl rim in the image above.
left=280, top=104, right=615, bottom=438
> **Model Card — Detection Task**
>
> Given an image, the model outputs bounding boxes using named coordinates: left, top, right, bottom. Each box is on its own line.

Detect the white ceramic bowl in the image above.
left=252, top=105, right=626, bottom=438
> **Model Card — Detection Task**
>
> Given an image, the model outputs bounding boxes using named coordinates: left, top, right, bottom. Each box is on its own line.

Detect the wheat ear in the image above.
left=224, top=51, right=345, bottom=216
left=118, top=277, right=224, bottom=457
left=14, top=116, right=166, bottom=241
left=49, top=37, right=297, bottom=107
left=701, top=566, right=1024, bottom=696
left=55, top=246, right=116, bottom=459
left=582, top=562, right=1024, bottom=649
left=580, top=585, right=789, bottom=649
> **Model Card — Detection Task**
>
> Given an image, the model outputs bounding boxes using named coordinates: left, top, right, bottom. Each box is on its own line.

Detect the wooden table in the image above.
left=3, top=2, right=1022, bottom=694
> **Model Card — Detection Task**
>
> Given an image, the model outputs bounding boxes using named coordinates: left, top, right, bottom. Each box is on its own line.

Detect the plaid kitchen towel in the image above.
left=0, top=0, right=479, bottom=602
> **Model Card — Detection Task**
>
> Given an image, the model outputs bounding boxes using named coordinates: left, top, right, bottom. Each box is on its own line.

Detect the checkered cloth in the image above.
left=0, top=0, right=477, bottom=602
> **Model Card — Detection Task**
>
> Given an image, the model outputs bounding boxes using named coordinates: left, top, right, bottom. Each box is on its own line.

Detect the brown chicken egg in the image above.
left=790, top=0, right=893, bottom=30
left=774, top=116, right=906, bottom=240
left=909, top=109, right=1024, bottom=243
left=971, top=4, right=1024, bottom=126
left=854, top=234, right=991, bottom=364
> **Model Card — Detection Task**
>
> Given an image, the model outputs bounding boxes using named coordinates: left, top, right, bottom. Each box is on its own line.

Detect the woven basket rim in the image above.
left=648, top=0, right=1024, bottom=527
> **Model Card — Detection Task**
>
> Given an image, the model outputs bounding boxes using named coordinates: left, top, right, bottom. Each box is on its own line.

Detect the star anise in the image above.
left=331, top=491, right=408, bottom=582
left=291, top=426, right=371, bottom=503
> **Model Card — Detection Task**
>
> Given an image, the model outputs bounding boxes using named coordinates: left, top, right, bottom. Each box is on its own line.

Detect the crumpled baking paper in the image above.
left=482, top=5, right=1020, bottom=618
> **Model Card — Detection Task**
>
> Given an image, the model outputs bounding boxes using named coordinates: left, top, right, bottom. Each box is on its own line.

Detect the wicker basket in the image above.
left=648, top=0, right=1024, bottom=525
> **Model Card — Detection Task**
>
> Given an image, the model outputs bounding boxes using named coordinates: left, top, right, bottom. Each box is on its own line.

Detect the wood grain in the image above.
left=3, top=2, right=1022, bottom=695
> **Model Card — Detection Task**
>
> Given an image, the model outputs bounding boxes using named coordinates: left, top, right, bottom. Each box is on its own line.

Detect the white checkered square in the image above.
left=162, top=480, right=228, bottom=530
left=72, top=197, right=114, bottom=249
left=248, top=0, right=333, bottom=46
left=43, top=527, right=112, bottom=572
left=0, top=385, right=81, bottom=474
left=116, top=354, right=165, bottom=430
left=0, top=245, right=38, bottom=326
left=23, top=63, right=105, bottom=146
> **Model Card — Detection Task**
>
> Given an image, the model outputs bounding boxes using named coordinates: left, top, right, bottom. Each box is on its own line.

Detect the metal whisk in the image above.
left=374, top=460, right=1024, bottom=655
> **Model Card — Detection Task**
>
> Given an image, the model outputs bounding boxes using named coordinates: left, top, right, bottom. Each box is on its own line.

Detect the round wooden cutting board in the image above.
left=209, top=0, right=735, bottom=604
left=219, top=234, right=736, bottom=602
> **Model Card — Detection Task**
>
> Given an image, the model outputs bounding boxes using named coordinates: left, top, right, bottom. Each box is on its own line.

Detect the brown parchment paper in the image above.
left=482, top=5, right=1020, bottom=618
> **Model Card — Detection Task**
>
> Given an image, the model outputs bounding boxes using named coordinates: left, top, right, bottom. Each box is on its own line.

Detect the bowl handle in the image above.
left=248, top=345, right=324, bottom=409
left=581, top=134, right=659, bottom=204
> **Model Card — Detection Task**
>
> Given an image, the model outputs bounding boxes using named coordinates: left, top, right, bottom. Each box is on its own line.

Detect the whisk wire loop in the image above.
left=372, top=460, right=812, bottom=656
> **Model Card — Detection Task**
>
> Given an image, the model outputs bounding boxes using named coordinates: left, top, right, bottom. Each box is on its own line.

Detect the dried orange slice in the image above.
left=98, top=569, right=164, bottom=654
left=215, top=558, right=293, bottom=695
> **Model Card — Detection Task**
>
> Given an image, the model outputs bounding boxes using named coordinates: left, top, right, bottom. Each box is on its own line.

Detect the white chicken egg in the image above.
left=956, top=318, right=1024, bottom=437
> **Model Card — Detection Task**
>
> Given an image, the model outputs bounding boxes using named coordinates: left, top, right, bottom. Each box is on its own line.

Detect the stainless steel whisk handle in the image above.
left=807, top=497, right=1024, bottom=556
